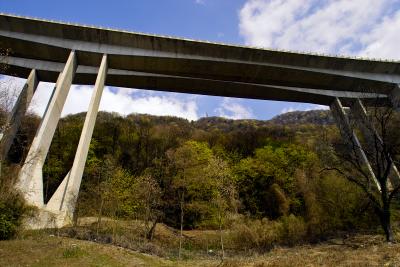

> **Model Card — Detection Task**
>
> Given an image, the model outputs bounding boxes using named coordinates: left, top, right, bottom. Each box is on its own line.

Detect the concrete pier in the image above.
left=46, top=54, right=107, bottom=227
left=16, top=51, right=77, bottom=207
left=0, top=69, right=38, bottom=161
left=330, top=97, right=381, bottom=190
left=350, top=99, right=400, bottom=188
left=390, top=85, right=400, bottom=109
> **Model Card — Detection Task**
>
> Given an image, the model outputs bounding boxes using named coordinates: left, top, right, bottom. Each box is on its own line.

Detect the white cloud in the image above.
left=239, top=0, right=400, bottom=59
left=28, top=83, right=91, bottom=117
left=195, top=0, right=205, bottom=5
left=99, top=87, right=199, bottom=121
left=215, top=98, right=254, bottom=119
left=28, top=82, right=199, bottom=121
left=359, top=11, right=400, bottom=59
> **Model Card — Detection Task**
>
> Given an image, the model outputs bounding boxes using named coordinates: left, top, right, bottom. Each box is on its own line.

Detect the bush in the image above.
left=278, top=214, right=307, bottom=246
left=228, top=215, right=281, bottom=251
left=227, top=214, right=307, bottom=252
left=0, top=192, right=30, bottom=240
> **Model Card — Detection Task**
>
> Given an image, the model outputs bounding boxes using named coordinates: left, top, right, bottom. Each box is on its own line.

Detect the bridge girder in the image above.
left=0, top=13, right=399, bottom=229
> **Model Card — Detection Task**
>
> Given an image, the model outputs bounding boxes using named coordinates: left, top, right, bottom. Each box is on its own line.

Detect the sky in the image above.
left=1, top=0, right=400, bottom=121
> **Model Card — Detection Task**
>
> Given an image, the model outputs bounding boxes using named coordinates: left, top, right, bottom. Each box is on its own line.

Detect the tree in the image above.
left=131, top=174, right=162, bottom=240
left=327, top=98, right=400, bottom=242
left=168, top=141, right=213, bottom=259
left=234, top=144, right=317, bottom=219
left=206, top=156, right=237, bottom=260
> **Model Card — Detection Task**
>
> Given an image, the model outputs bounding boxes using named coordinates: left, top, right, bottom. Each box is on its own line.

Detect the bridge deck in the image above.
left=0, top=13, right=398, bottom=106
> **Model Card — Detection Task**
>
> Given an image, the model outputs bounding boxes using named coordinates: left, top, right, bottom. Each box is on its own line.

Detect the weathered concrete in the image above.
left=330, top=98, right=381, bottom=190
left=16, top=51, right=77, bottom=207
left=390, top=85, right=400, bottom=109
left=3, top=56, right=390, bottom=106
left=45, top=54, right=107, bottom=228
left=0, top=27, right=397, bottom=92
left=0, top=69, right=38, bottom=161
left=350, top=99, right=400, bottom=188
left=0, top=13, right=399, bottom=102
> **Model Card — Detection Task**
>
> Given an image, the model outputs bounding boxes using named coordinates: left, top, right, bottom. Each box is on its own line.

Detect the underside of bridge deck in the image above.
left=0, top=13, right=399, bottom=229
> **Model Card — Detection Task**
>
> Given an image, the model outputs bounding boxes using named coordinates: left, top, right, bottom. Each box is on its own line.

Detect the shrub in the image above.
left=278, top=214, right=307, bottom=246
left=228, top=215, right=281, bottom=251
left=227, top=214, right=308, bottom=251
left=0, top=192, right=30, bottom=240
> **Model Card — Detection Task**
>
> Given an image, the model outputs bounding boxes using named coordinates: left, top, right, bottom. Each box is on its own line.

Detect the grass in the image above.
left=1, top=233, right=400, bottom=266
left=0, top=234, right=175, bottom=267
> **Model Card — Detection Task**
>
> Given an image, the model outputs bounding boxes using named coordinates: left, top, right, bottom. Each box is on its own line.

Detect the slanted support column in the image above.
left=350, top=99, right=400, bottom=188
left=46, top=54, right=107, bottom=227
left=17, top=51, right=77, bottom=207
left=389, top=84, right=400, bottom=109
left=0, top=69, right=39, bottom=161
left=330, top=97, right=381, bottom=191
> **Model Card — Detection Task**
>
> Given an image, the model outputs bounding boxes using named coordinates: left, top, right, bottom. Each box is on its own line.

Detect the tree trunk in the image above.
left=96, top=198, right=104, bottom=236
left=146, top=218, right=158, bottom=240
left=380, top=206, right=394, bottom=242
left=179, top=191, right=184, bottom=260
left=218, top=209, right=225, bottom=260
left=378, top=184, right=395, bottom=243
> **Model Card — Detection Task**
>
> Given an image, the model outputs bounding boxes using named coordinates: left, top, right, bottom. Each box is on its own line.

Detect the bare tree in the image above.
left=327, top=96, right=400, bottom=242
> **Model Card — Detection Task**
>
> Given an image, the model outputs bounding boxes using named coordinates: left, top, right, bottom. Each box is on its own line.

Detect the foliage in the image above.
left=234, top=144, right=317, bottom=219
left=1, top=108, right=388, bottom=246
left=0, top=162, right=33, bottom=240
left=227, top=214, right=307, bottom=251
left=0, top=191, right=31, bottom=240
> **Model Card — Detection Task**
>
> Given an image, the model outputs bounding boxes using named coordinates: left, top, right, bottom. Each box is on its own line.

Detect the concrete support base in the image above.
left=16, top=51, right=77, bottom=228
left=23, top=172, right=75, bottom=229
left=18, top=53, right=107, bottom=229
left=23, top=208, right=72, bottom=230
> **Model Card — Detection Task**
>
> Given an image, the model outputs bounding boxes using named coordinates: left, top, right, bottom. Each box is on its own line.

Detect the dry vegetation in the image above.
left=1, top=232, right=400, bottom=267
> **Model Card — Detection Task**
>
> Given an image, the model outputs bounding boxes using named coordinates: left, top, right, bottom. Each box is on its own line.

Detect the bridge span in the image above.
left=0, top=13, right=399, bottom=228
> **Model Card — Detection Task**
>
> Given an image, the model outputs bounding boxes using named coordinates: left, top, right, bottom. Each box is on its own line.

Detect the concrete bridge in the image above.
left=0, top=13, right=399, bottom=228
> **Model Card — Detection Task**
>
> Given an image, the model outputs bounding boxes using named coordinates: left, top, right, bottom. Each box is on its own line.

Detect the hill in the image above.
left=5, top=107, right=399, bottom=264
left=269, top=110, right=334, bottom=125
left=193, top=109, right=333, bottom=132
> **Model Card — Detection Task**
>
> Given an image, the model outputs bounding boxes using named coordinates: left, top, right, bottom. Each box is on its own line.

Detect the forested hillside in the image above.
left=3, top=108, right=400, bottom=255
left=270, top=110, right=334, bottom=125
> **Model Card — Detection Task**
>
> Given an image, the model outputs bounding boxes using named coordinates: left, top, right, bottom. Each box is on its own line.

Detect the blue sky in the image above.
left=1, top=0, right=400, bottom=120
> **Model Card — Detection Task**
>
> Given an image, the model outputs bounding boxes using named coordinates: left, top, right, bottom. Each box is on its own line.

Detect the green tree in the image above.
left=234, top=144, right=317, bottom=219
left=168, top=141, right=213, bottom=259
left=206, top=156, right=237, bottom=260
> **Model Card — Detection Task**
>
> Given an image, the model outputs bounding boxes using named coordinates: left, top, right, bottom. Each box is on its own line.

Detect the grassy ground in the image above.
left=0, top=234, right=175, bottom=267
left=1, top=233, right=400, bottom=266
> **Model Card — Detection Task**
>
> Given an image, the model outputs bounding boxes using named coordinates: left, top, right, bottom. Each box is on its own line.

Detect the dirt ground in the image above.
left=0, top=233, right=399, bottom=266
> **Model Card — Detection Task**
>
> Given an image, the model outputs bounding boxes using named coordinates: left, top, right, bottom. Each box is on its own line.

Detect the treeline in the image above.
left=6, top=110, right=387, bottom=248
